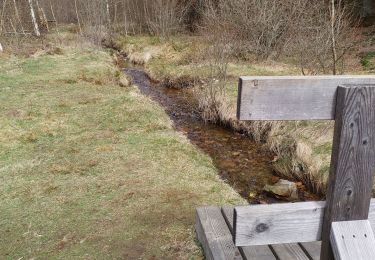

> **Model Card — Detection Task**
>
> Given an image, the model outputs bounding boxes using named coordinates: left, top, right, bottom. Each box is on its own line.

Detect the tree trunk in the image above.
left=0, top=0, right=8, bottom=35
left=49, top=0, right=59, bottom=33
left=123, top=0, right=128, bottom=35
left=106, top=0, right=111, bottom=27
left=74, top=0, right=82, bottom=35
left=28, top=0, right=40, bottom=36
left=13, top=0, right=25, bottom=34
left=330, top=0, right=337, bottom=75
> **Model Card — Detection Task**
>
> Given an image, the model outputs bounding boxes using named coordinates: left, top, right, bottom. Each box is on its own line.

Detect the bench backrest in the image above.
left=235, top=76, right=375, bottom=260
left=237, top=76, right=375, bottom=120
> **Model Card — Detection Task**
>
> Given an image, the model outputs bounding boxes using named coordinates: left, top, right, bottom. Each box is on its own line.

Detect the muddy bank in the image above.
left=125, top=68, right=317, bottom=203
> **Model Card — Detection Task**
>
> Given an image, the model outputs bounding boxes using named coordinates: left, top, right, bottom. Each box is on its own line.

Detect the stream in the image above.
left=123, top=67, right=284, bottom=203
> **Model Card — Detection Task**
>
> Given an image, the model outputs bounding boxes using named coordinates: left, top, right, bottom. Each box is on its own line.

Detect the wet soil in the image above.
left=124, top=68, right=281, bottom=203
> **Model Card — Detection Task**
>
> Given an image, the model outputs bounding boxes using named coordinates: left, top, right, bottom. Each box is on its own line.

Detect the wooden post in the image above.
left=320, top=85, right=375, bottom=260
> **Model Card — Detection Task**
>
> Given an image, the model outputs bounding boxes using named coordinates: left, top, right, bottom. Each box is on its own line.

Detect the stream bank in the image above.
left=124, top=67, right=317, bottom=203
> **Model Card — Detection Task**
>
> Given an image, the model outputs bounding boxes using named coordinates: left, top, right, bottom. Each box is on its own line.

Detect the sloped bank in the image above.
left=110, top=35, right=334, bottom=197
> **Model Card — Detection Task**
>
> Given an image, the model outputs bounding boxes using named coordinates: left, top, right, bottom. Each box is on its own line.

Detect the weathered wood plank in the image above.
left=330, top=220, right=375, bottom=260
left=320, top=85, right=375, bottom=260
left=224, top=206, right=317, bottom=260
left=234, top=201, right=325, bottom=246
left=299, top=242, right=321, bottom=260
left=237, top=76, right=375, bottom=120
left=233, top=199, right=375, bottom=246
left=196, top=206, right=242, bottom=260
left=270, top=244, right=310, bottom=260
left=222, top=206, right=276, bottom=260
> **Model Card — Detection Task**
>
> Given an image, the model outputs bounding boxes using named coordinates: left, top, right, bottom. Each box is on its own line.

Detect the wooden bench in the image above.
left=196, top=76, right=375, bottom=260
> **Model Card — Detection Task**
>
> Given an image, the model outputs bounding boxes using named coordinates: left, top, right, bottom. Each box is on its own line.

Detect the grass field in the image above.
left=0, top=39, right=244, bottom=259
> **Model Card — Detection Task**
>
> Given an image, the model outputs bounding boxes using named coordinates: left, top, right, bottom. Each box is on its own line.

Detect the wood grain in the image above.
left=234, top=201, right=325, bottom=246
left=237, top=76, right=375, bottom=120
left=224, top=206, right=321, bottom=259
left=300, top=242, right=322, bottom=260
left=222, top=206, right=277, bottom=260
left=330, top=220, right=375, bottom=260
left=196, top=206, right=242, bottom=260
left=233, top=199, right=375, bottom=246
left=270, top=244, right=310, bottom=260
left=320, top=85, right=375, bottom=260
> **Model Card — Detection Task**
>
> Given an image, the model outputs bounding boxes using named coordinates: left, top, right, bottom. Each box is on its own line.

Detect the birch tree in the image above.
left=28, top=0, right=40, bottom=36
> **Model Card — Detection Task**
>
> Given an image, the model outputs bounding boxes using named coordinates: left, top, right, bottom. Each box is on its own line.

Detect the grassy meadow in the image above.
left=0, top=37, right=244, bottom=259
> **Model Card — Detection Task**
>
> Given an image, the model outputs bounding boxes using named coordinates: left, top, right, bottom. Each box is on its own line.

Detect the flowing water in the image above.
left=124, top=68, right=282, bottom=203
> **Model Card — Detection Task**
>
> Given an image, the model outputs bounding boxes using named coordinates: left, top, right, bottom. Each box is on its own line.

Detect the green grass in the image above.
left=0, top=42, right=244, bottom=259
left=361, top=52, right=375, bottom=70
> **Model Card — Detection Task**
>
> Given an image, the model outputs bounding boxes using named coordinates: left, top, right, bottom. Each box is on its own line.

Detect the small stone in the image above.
left=271, top=176, right=280, bottom=184
left=118, top=75, right=131, bottom=87
left=264, top=179, right=298, bottom=200
left=248, top=192, right=257, bottom=199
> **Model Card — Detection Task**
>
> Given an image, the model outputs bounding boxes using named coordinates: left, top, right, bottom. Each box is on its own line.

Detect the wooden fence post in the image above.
left=321, top=85, right=375, bottom=260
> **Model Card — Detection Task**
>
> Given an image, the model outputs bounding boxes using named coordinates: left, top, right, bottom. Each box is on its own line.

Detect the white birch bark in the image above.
left=0, top=0, right=8, bottom=35
left=28, top=0, right=40, bottom=36
left=74, top=0, right=82, bottom=35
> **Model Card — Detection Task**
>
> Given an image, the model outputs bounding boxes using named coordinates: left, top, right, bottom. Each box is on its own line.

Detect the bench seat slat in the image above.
left=300, top=242, right=322, bottom=260
left=271, top=244, right=310, bottom=260
left=196, top=206, right=242, bottom=260
left=222, top=206, right=276, bottom=260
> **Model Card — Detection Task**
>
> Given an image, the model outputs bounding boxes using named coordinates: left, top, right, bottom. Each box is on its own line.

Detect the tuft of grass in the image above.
left=361, top=52, right=375, bottom=70
left=0, top=38, right=244, bottom=259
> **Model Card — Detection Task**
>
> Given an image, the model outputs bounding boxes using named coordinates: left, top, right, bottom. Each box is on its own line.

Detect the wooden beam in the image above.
left=196, top=207, right=242, bottom=260
left=321, top=85, right=375, bottom=260
left=222, top=206, right=277, bottom=260
left=237, top=76, right=375, bottom=121
left=233, top=199, right=375, bottom=247
left=234, top=201, right=325, bottom=246
left=271, top=244, right=310, bottom=260
left=330, top=220, right=375, bottom=260
left=299, top=242, right=322, bottom=260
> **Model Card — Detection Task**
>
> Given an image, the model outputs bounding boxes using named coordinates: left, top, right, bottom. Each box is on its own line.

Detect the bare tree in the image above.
left=74, top=0, right=82, bottom=35
left=28, top=0, right=40, bottom=36
left=12, top=0, right=24, bottom=33
left=0, top=0, right=8, bottom=35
